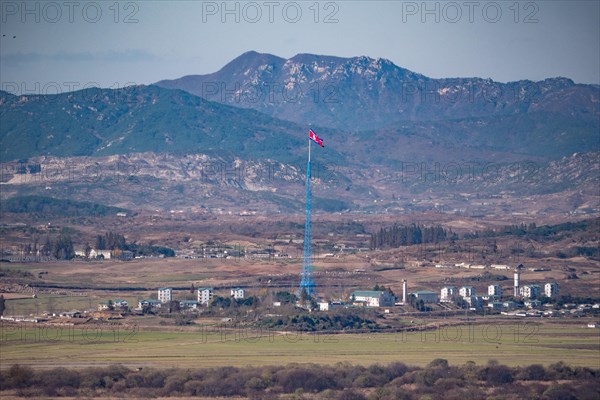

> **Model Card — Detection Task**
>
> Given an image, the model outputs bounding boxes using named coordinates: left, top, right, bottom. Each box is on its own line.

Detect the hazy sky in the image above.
left=1, top=0, right=599, bottom=94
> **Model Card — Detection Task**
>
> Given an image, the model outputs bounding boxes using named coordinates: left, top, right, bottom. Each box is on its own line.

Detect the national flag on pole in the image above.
left=309, top=129, right=324, bottom=147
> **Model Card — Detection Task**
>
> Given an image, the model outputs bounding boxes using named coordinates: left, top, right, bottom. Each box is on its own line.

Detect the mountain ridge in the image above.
left=156, top=51, right=600, bottom=131
left=1, top=51, right=598, bottom=166
left=0, top=84, right=345, bottom=164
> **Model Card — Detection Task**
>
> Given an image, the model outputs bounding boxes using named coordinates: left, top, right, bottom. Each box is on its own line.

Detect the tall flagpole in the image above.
left=299, top=134, right=315, bottom=298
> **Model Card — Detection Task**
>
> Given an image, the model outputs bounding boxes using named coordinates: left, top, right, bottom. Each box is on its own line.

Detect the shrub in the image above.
left=5, top=364, right=35, bottom=389
left=517, top=364, right=547, bottom=381
left=337, top=388, right=367, bottom=400
left=35, top=368, right=80, bottom=396
left=547, top=361, right=573, bottom=379
left=385, top=362, right=410, bottom=380
left=162, top=374, right=188, bottom=396
left=276, top=367, right=338, bottom=393
left=574, top=381, right=600, bottom=400
left=480, top=364, right=514, bottom=385
left=183, top=380, right=205, bottom=396
left=245, top=376, right=268, bottom=391
left=542, top=384, right=577, bottom=400
left=428, top=358, right=449, bottom=369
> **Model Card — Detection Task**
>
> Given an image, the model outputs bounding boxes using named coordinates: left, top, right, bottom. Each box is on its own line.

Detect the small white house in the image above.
left=89, top=249, right=112, bottom=259
left=231, top=288, right=245, bottom=299
left=525, top=299, right=542, bottom=308
left=352, top=290, right=395, bottom=307
left=138, top=299, right=162, bottom=309
left=113, top=299, right=128, bottom=309
left=179, top=300, right=198, bottom=310
left=318, top=301, right=343, bottom=311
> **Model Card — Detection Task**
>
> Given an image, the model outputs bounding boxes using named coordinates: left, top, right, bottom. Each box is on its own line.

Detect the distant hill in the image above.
left=0, top=85, right=343, bottom=164
left=156, top=51, right=600, bottom=134
left=1, top=195, right=129, bottom=217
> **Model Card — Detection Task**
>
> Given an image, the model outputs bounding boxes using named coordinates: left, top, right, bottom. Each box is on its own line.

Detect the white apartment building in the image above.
left=459, top=286, right=476, bottom=297
left=158, top=287, right=172, bottom=303
left=197, top=287, right=213, bottom=305
left=440, top=286, right=457, bottom=302
left=488, top=284, right=502, bottom=297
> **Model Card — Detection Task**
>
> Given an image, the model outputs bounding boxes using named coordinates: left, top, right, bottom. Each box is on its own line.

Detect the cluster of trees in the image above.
left=370, top=224, right=453, bottom=250
left=464, top=218, right=598, bottom=241
left=13, top=230, right=174, bottom=261
left=259, top=309, right=385, bottom=332
left=1, top=360, right=597, bottom=399
left=373, top=284, right=396, bottom=297
left=211, top=296, right=259, bottom=309
left=274, top=291, right=297, bottom=304
left=11, top=234, right=75, bottom=260
left=2, top=195, right=127, bottom=217
left=406, top=294, right=432, bottom=312
left=93, top=231, right=175, bottom=258
left=95, top=232, right=127, bottom=251
left=40, top=235, right=75, bottom=259
left=15, top=163, right=41, bottom=174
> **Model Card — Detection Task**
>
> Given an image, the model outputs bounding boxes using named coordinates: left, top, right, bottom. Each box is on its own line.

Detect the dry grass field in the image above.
left=1, top=320, right=599, bottom=370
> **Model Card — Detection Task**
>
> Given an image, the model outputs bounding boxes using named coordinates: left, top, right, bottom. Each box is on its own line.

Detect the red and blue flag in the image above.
left=309, top=129, right=324, bottom=147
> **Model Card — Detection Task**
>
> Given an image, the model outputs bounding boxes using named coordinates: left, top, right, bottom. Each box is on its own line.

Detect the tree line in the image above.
left=464, top=218, right=599, bottom=241
left=8, top=234, right=75, bottom=260
left=2, top=195, right=128, bottom=217
left=1, top=360, right=597, bottom=399
left=370, top=224, right=453, bottom=250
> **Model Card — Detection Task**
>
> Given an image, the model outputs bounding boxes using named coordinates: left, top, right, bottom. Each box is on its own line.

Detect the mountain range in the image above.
left=2, top=51, right=598, bottom=164
left=1, top=51, right=599, bottom=213
left=157, top=51, right=600, bottom=131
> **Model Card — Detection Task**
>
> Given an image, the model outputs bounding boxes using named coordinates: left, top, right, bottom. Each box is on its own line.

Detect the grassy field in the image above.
left=1, top=293, right=147, bottom=316
left=1, top=321, right=598, bottom=370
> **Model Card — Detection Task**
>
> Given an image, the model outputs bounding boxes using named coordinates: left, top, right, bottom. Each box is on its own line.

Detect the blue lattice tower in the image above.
left=298, top=141, right=315, bottom=297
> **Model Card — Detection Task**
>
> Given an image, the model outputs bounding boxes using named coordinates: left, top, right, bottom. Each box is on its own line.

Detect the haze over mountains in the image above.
left=1, top=51, right=599, bottom=213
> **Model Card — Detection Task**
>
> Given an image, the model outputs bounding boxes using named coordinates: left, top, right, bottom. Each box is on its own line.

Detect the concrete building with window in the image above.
left=440, top=286, right=457, bottom=302
left=231, top=288, right=245, bottom=299
left=90, top=249, right=112, bottom=259
left=158, top=287, right=172, bottom=303
left=197, top=287, right=213, bottom=305
left=138, top=299, right=162, bottom=310
left=520, top=284, right=541, bottom=299
left=488, top=284, right=502, bottom=298
left=459, top=286, right=475, bottom=297
left=544, top=282, right=558, bottom=298
left=413, top=290, right=438, bottom=304
left=179, top=300, right=198, bottom=310
left=352, top=290, right=395, bottom=307
left=463, top=296, right=483, bottom=309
